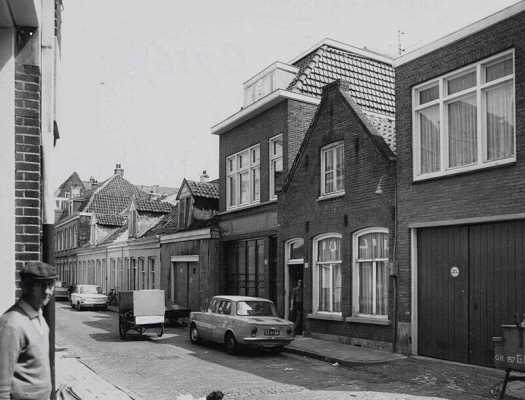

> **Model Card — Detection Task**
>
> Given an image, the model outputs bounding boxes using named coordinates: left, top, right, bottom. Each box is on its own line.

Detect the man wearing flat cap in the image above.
left=0, top=261, right=57, bottom=400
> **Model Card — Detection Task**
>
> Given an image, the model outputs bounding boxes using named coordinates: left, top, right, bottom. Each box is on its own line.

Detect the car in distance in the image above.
left=70, top=284, right=108, bottom=311
left=53, top=281, right=70, bottom=301
left=189, top=295, right=295, bottom=354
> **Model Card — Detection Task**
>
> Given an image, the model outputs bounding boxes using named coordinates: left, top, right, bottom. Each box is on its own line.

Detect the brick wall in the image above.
left=278, top=82, right=395, bottom=345
left=14, top=63, right=41, bottom=296
left=286, top=100, right=317, bottom=170
left=218, top=102, right=288, bottom=212
left=395, top=10, right=525, bottom=350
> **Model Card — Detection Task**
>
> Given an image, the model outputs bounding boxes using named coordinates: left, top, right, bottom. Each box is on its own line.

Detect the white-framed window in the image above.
left=226, top=144, right=260, bottom=209
left=320, top=142, right=344, bottom=196
left=352, top=228, right=389, bottom=318
left=413, top=50, right=515, bottom=180
left=312, top=233, right=342, bottom=314
left=149, top=258, right=155, bottom=289
left=269, top=134, right=283, bottom=200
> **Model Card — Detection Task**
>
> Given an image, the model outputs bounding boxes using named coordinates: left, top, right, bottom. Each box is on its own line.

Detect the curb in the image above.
left=282, top=346, right=395, bottom=367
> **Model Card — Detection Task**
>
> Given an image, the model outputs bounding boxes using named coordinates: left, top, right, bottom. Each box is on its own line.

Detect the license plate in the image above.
left=264, top=329, right=280, bottom=336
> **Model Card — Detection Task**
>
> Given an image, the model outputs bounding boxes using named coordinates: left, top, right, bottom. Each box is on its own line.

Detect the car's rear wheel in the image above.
left=189, top=324, right=201, bottom=344
left=225, top=332, right=237, bottom=355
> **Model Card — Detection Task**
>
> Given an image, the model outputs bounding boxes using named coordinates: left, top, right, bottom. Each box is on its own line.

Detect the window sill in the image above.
left=317, top=191, right=345, bottom=202
left=413, top=157, right=516, bottom=182
left=345, top=316, right=391, bottom=326
left=220, top=200, right=276, bottom=215
left=307, top=312, right=344, bottom=321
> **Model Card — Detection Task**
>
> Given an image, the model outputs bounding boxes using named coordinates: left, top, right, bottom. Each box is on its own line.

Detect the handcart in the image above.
left=492, top=315, right=525, bottom=399
left=118, top=289, right=165, bottom=339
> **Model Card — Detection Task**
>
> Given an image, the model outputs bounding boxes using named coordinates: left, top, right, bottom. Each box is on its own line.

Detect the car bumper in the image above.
left=240, top=337, right=294, bottom=347
left=80, top=302, right=107, bottom=308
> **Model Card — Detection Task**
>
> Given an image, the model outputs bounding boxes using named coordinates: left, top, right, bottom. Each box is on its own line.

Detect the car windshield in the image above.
left=236, top=301, right=276, bottom=316
left=79, top=286, right=102, bottom=294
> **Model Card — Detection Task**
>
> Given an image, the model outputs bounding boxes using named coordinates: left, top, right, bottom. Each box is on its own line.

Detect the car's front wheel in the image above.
left=225, top=332, right=237, bottom=355
left=189, top=324, right=201, bottom=344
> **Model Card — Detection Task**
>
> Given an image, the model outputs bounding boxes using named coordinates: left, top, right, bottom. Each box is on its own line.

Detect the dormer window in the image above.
left=243, top=62, right=299, bottom=107
left=178, top=195, right=192, bottom=228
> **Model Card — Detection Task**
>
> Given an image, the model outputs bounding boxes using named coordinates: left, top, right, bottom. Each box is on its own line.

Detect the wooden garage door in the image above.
left=418, top=220, right=525, bottom=367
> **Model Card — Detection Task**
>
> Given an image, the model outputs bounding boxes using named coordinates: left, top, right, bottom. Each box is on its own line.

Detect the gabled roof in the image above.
left=289, top=42, right=395, bottom=116
left=94, top=214, right=125, bottom=227
left=212, top=38, right=394, bottom=135
left=56, top=172, right=85, bottom=197
left=82, top=174, right=148, bottom=215
left=177, top=179, right=219, bottom=200
left=283, top=80, right=395, bottom=192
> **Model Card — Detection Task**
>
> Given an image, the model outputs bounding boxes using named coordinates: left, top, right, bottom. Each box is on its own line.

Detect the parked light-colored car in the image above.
left=53, top=281, right=70, bottom=301
left=70, top=284, right=108, bottom=311
left=189, top=295, right=295, bottom=354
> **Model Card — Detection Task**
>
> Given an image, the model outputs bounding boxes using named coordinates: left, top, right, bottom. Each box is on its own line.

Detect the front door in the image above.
left=174, top=262, right=200, bottom=311
left=288, top=264, right=304, bottom=334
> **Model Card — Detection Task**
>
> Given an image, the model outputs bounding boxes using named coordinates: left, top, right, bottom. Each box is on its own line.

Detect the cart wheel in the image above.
left=119, top=319, right=127, bottom=339
left=157, top=324, right=164, bottom=337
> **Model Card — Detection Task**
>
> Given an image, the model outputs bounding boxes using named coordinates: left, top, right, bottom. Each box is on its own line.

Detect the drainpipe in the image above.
left=391, top=162, right=399, bottom=353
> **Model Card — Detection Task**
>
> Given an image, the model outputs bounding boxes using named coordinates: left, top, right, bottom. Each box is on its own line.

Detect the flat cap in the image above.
left=21, top=261, right=58, bottom=280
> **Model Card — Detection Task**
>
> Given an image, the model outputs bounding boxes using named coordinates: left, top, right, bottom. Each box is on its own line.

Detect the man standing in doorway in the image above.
left=290, top=279, right=303, bottom=335
left=0, top=262, right=57, bottom=400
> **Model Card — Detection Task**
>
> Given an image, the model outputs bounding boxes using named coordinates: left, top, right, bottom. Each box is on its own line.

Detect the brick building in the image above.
left=278, top=79, right=395, bottom=348
left=54, top=164, right=172, bottom=292
left=212, top=39, right=394, bottom=304
left=0, top=0, right=63, bottom=314
left=394, top=1, right=525, bottom=366
left=158, top=175, right=220, bottom=311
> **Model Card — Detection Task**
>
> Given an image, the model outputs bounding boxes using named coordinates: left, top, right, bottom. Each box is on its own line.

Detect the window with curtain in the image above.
left=314, top=235, right=342, bottom=313
left=413, top=50, right=515, bottom=179
left=269, top=134, right=283, bottom=200
left=321, top=142, right=344, bottom=196
left=226, top=144, right=260, bottom=209
left=352, top=229, right=389, bottom=318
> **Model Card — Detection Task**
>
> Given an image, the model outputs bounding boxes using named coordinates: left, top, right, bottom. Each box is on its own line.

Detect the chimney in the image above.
left=200, top=170, right=209, bottom=183
left=114, top=163, right=124, bottom=177
left=89, top=176, right=98, bottom=188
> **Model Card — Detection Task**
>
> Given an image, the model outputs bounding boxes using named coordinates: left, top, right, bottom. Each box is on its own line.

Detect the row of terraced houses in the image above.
left=55, top=2, right=525, bottom=368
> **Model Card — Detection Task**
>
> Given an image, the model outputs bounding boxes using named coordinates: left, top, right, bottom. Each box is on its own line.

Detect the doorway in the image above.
left=171, top=261, right=200, bottom=311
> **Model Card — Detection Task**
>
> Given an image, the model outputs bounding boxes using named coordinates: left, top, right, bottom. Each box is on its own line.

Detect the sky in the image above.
left=53, top=0, right=520, bottom=190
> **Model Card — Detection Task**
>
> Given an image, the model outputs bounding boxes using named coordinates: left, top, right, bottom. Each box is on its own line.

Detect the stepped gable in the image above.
left=289, top=42, right=395, bottom=116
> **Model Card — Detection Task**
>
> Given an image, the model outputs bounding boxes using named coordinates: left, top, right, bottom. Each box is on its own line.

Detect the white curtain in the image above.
left=419, top=106, right=440, bottom=173
left=448, top=95, right=477, bottom=167
left=359, top=262, right=373, bottom=314
left=486, top=82, right=514, bottom=161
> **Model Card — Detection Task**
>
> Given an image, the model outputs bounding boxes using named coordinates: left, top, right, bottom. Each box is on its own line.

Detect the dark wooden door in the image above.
left=418, top=226, right=469, bottom=363
left=468, top=221, right=525, bottom=366
left=418, top=221, right=525, bottom=367
left=175, top=262, right=200, bottom=311
left=188, top=262, right=200, bottom=311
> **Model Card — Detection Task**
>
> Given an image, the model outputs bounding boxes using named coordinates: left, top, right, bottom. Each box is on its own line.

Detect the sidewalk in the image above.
left=284, top=336, right=405, bottom=366
left=56, top=351, right=137, bottom=400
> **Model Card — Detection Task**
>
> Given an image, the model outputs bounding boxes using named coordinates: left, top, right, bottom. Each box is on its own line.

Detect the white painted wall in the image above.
left=0, top=27, right=15, bottom=314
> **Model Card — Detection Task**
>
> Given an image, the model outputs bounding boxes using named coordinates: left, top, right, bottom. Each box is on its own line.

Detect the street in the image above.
left=55, top=302, right=518, bottom=400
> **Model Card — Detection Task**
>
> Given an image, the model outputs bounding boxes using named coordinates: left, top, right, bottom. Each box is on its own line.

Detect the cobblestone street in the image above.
left=55, top=302, right=525, bottom=400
